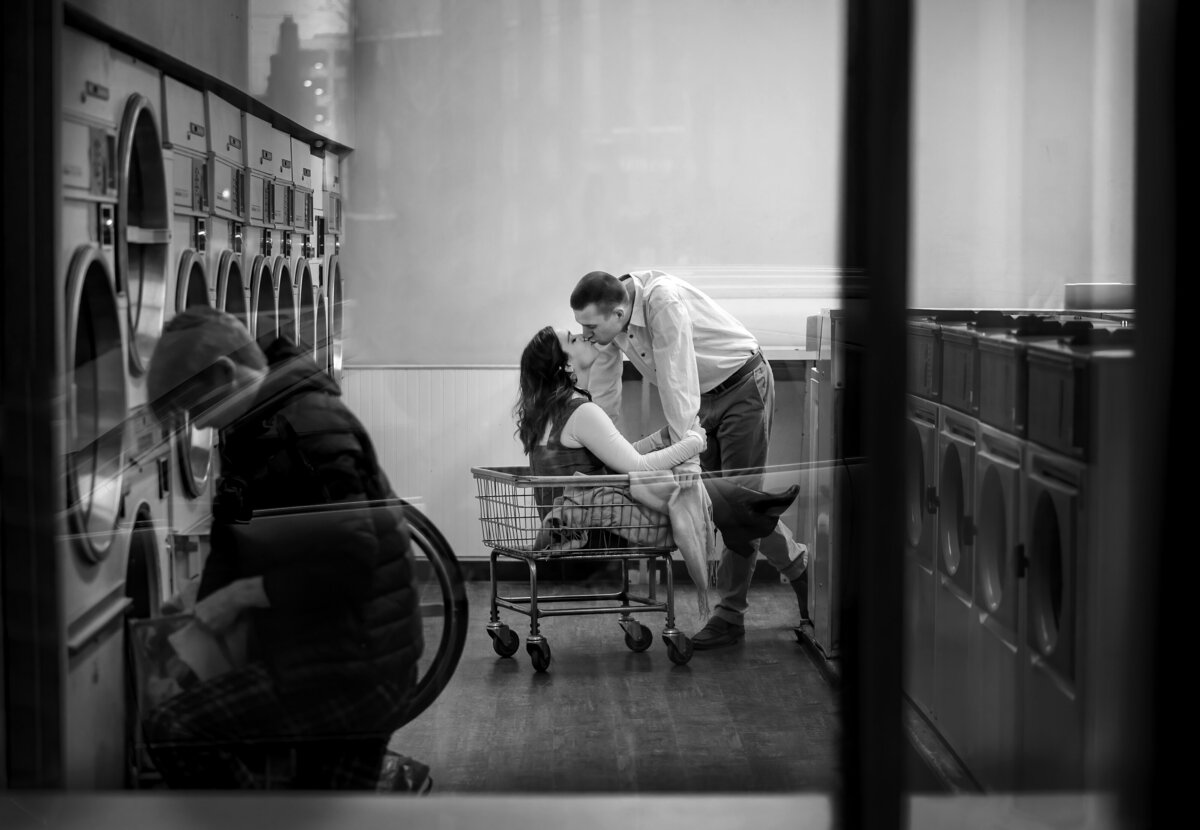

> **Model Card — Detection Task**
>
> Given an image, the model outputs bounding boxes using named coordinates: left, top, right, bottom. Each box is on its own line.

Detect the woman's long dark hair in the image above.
left=515, top=326, right=590, bottom=454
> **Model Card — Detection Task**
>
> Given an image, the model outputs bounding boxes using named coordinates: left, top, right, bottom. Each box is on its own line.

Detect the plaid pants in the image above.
left=143, top=662, right=411, bottom=789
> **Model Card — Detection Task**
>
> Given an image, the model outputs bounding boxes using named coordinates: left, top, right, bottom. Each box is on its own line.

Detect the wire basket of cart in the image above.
left=470, top=465, right=695, bottom=671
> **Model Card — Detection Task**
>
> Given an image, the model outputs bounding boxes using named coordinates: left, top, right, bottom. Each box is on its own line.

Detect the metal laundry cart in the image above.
left=471, top=466, right=695, bottom=671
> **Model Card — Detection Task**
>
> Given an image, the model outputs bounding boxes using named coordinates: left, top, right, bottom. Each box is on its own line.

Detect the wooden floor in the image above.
left=391, top=575, right=849, bottom=794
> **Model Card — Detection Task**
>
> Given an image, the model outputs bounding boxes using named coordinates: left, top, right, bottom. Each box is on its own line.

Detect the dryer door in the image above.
left=976, top=453, right=1020, bottom=633
left=327, top=255, right=343, bottom=375
left=272, top=257, right=296, bottom=345
left=64, top=245, right=127, bottom=562
left=216, top=250, right=250, bottom=329
left=905, top=401, right=938, bottom=567
left=116, top=93, right=170, bottom=375
left=1027, top=463, right=1078, bottom=684
left=250, top=255, right=276, bottom=347
left=937, top=419, right=976, bottom=597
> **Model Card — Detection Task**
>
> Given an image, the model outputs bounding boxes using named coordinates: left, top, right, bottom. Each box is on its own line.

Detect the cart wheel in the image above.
left=527, top=639, right=552, bottom=673
left=623, top=621, right=653, bottom=652
left=488, top=625, right=520, bottom=658
left=664, top=634, right=694, bottom=666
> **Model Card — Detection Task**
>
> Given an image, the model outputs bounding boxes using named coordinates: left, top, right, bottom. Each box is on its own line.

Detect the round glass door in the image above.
left=251, top=255, right=276, bottom=348
left=297, top=261, right=316, bottom=355
left=316, top=294, right=330, bottom=373
left=173, top=252, right=214, bottom=498
left=65, top=246, right=127, bottom=562
left=1030, top=491, right=1066, bottom=658
left=117, top=93, right=170, bottom=375
left=976, top=466, right=1012, bottom=627
left=939, top=444, right=964, bottom=578
left=272, top=258, right=296, bottom=345
left=216, top=251, right=250, bottom=330
left=329, top=256, right=343, bottom=374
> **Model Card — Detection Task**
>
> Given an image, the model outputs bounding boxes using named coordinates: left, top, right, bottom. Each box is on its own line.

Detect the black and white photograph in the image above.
left=1, top=1, right=1179, bottom=828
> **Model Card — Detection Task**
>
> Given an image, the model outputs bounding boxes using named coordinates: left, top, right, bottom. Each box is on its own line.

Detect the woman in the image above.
left=515, top=326, right=796, bottom=540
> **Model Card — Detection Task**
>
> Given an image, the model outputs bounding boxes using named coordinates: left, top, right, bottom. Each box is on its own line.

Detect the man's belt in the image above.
left=704, top=351, right=765, bottom=397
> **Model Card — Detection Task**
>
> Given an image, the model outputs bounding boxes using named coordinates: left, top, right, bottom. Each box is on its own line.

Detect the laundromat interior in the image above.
left=0, top=1, right=1180, bottom=829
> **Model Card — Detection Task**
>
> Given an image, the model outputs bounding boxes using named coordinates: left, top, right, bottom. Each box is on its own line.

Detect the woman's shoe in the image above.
left=746, top=484, right=800, bottom=519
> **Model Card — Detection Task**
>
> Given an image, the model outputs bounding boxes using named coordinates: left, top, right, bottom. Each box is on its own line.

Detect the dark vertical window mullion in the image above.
left=1130, top=1, right=1177, bottom=828
left=837, top=0, right=912, bottom=828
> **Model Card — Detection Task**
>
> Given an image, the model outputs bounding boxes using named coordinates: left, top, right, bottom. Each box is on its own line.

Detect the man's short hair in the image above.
left=147, top=306, right=266, bottom=424
left=570, top=271, right=627, bottom=313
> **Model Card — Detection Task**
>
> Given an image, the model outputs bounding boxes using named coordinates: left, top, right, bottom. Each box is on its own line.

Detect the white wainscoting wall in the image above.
left=341, top=365, right=526, bottom=563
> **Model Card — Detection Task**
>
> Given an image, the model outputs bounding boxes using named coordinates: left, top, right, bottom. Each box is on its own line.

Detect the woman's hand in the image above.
left=673, top=457, right=702, bottom=485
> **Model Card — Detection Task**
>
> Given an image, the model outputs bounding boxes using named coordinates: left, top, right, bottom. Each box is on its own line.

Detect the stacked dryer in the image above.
left=204, top=91, right=252, bottom=331
left=902, top=313, right=951, bottom=723
left=161, top=74, right=218, bottom=584
left=289, top=138, right=320, bottom=358
left=244, top=114, right=282, bottom=348
left=59, top=27, right=172, bottom=787
left=323, top=151, right=345, bottom=376
left=929, top=315, right=985, bottom=775
left=308, top=152, right=331, bottom=372
left=267, top=124, right=300, bottom=346
left=1019, top=325, right=1135, bottom=789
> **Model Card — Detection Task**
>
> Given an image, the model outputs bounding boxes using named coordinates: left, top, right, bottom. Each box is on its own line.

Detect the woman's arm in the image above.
left=563, top=402, right=704, bottom=472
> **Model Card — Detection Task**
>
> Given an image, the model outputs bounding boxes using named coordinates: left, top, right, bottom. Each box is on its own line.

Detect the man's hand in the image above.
left=193, top=576, right=267, bottom=633
left=673, top=457, right=702, bottom=486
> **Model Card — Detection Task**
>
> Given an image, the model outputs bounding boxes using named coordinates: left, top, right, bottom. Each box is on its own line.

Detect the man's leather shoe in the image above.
left=692, top=617, right=746, bottom=650
left=791, top=571, right=811, bottom=623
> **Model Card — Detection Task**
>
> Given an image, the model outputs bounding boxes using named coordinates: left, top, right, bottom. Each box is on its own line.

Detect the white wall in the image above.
left=910, top=0, right=1135, bottom=310
left=341, top=0, right=846, bottom=366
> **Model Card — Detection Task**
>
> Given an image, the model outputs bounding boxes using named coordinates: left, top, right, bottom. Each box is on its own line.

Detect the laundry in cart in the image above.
left=472, top=466, right=715, bottom=671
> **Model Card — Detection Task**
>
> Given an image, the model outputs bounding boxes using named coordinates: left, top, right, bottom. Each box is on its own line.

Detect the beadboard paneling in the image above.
left=342, top=366, right=525, bottom=562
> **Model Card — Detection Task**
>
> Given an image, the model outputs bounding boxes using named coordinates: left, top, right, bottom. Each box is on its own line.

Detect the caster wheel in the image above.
left=488, top=625, right=519, bottom=658
left=527, top=639, right=552, bottom=672
left=664, top=634, right=694, bottom=666
left=623, top=621, right=653, bottom=652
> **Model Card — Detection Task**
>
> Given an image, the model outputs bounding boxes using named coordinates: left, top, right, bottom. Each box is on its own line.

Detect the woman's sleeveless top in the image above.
left=529, top=397, right=607, bottom=516
left=529, top=397, right=607, bottom=477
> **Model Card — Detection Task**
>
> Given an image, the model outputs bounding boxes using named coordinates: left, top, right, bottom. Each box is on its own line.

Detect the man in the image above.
left=572, top=270, right=809, bottom=650
left=142, top=306, right=424, bottom=788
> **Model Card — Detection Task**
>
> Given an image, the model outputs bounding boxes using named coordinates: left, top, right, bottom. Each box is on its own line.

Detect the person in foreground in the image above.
left=571, top=270, right=809, bottom=650
left=141, top=306, right=424, bottom=789
left=517, top=326, right=796, bottom=545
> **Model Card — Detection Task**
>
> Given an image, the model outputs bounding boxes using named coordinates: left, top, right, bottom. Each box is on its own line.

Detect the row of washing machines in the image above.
left=903, top=307, right=1135, bottom=791
left=58, top=25, right=347, bottom=787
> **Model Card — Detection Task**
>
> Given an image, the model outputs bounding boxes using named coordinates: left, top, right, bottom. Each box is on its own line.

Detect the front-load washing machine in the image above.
left=903, top=393, right=939, bottom=722
left=966, top=423, right=1024, bottom=791
left=933, top=402, right=978, bottom=764
left=1019, top=330, right=1135, bottom=790
left=60, top=29, right=174, bottom=787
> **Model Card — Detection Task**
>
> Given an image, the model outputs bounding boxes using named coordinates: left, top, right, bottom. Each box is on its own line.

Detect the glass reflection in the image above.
left=252, top=0, right=353, bottom=145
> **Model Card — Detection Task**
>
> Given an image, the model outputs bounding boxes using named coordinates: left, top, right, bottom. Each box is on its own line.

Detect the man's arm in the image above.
left=646, top=284, right=702, bottom=443
left=587, top=342, right=625, bottom=430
